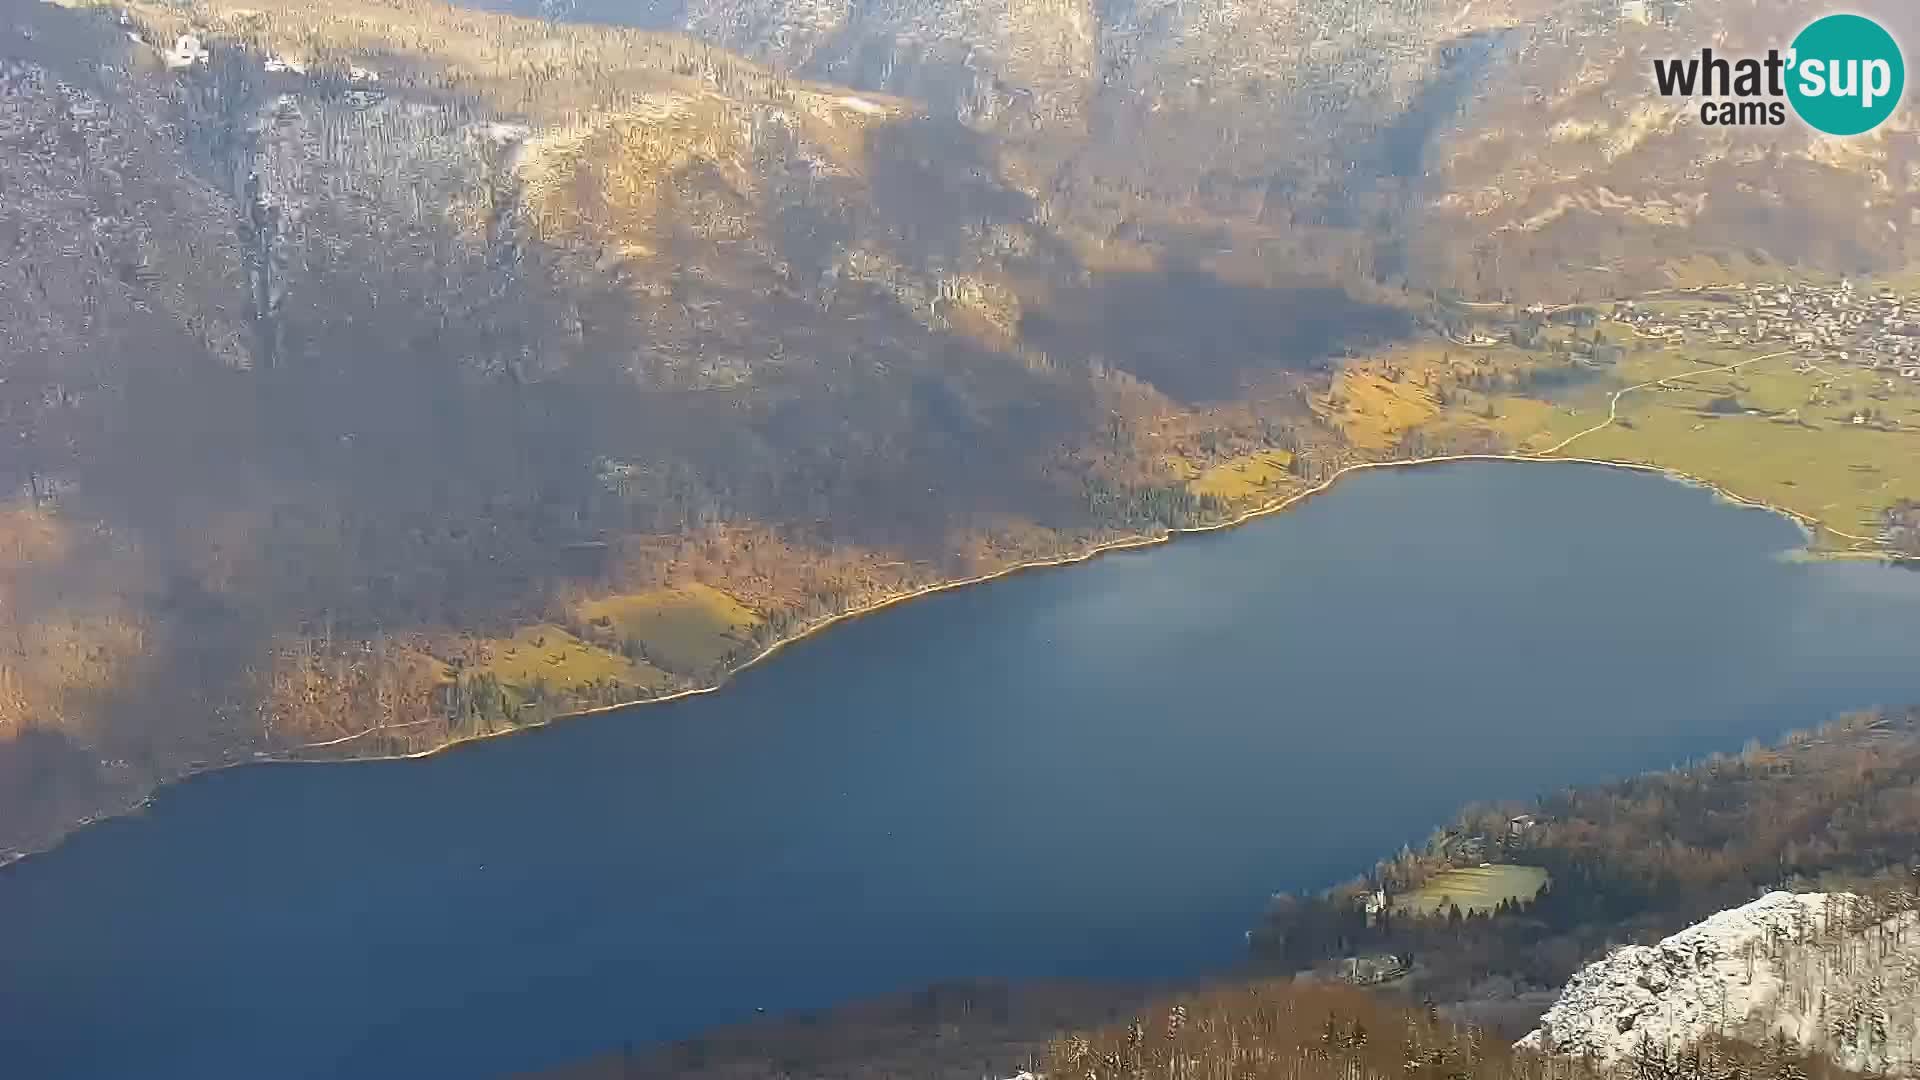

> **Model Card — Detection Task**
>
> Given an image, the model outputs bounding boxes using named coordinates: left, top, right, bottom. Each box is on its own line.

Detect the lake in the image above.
left=3, top=461, right=1919, bottom=1078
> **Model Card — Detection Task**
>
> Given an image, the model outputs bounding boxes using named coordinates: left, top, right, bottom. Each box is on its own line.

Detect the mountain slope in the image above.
left=3, top=0, right=1918, bottom=857
left=0, top=0, right=1395, bottom=855
left=1522, top=891, right=1920, bottom=1075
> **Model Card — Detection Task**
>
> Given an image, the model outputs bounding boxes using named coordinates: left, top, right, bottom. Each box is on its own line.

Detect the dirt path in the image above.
left=1529, top=349, right=1884, bottom=543
left=1533, top=349, right=1798, bottom=457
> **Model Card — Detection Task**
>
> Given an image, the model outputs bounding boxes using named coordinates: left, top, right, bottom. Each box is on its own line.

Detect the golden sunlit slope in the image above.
left=7, top=0, right=1919, bottom=861
left=1, top=0, right=1375, bottom=856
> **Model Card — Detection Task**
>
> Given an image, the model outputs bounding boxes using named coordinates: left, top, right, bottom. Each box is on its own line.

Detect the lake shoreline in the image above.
left=11, top=453, right=1920, bottom=1078
left=3, top=451, right=1910, bottom=873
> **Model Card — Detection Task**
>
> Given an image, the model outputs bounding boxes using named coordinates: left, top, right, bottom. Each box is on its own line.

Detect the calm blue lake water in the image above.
left=3, top=462, right=1919, bottom=1078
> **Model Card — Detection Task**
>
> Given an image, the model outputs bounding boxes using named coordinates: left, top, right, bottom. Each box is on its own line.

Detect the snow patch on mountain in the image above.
left=1520, top=891, right=1920, bottom=1075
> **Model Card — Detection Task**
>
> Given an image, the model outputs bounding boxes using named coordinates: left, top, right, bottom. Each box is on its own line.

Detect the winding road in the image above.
left=1531, top=348, right=1884, bottom=544
left=1533, top=349, right=1799, bottom=457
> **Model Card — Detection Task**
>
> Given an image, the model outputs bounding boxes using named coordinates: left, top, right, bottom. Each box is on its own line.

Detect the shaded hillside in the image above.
left=517, top=980, right=1153, bottom=1080
left=1035, top=981, right=1860, bottom=1080
left=1252, top=709, right=1920, bottom=1013
left=527, top=975, right=1865, bottom=1079
left=5, top=0, right=1920, bottom=858
left=0, top=0, right=1393, bottom=855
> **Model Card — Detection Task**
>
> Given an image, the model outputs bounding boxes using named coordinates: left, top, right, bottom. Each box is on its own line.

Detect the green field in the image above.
left=1394, top=865, right=1549, bottom=917
left=1182, top=450, right=1296, bottom=501
left=1491, top=341, right=1920, bottom=546
left=1316, top=286, right=1920, bottom=553
left=575, top=583, right=762, bottom=675
left=467, top=623, right=671, bottom=699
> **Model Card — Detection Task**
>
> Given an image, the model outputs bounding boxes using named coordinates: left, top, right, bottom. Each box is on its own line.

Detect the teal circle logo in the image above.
left=1787, top=14, right=1905, bottom=136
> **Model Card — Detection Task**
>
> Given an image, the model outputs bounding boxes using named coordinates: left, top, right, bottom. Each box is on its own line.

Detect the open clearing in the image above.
left=1182, top=450, right=1297, bottom=500
left=466, top=623, right=671, bottom=698
left=1493, top=342, right=1920, bottom=544
left=575, top=584, right=762, bottom=675
left=1395, top=865, right=1550, bottom=917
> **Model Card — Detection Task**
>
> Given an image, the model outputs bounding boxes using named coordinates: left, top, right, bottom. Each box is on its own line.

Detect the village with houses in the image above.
left=1477, top=277, right=1920, bottom=553
left=1606, top=279, right=1920, bottom=383
left=1437, top=277, right=1920, bottom=387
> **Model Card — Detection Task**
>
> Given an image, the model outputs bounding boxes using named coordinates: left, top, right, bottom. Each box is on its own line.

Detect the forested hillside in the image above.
left=529, top=711, right=1920, bottom=1079
left=3, top=0, right=1918, bottom=857
left=1253, top=709, right=1920, bottom=1018
left=480, top=0, right=1920, bottom=300
left=1033, top=981, right=1858, bottom=1080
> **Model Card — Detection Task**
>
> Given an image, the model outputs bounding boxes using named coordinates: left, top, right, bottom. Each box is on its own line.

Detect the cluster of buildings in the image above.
left=1611, top=280, right=1920, bottom=380
left=162, top=35, right=209, bottom=70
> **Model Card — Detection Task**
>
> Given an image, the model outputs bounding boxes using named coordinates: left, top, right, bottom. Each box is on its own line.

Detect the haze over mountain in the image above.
left=1, top=0, right=1916, bottom=856
left=474, top=0, right=1920, bottom=294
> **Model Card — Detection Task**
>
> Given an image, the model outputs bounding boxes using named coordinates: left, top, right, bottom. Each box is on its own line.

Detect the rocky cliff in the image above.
left=1521, top=891, right=1920, bottom=1075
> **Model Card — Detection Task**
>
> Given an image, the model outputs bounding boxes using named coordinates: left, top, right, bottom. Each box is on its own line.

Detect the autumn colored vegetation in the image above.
left=526, top=712, right=1920, bottom=1078
left=1253, top=709, right=1920, bottom=1004
left=1035, top=982, right=1857, bottom=1080
left=526, top=973, right=1864, bottom=1079
left=4, top=0, right=1919, bottom=865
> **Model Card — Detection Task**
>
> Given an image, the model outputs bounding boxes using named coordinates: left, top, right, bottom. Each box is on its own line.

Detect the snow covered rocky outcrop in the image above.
left=1520, top=892, right=1920, bottom=1075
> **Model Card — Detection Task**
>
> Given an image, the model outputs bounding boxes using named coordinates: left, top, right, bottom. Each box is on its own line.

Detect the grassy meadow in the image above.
left=465, top=623, right=672, bottom=700
left=1394, top=864, right=1549, bottom=917
left=575, top=583, right=763, bottom=675
left=1180, top=450, right=1297, bottom=501
left=1494, top=342, right=1920, bottom=545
